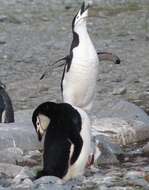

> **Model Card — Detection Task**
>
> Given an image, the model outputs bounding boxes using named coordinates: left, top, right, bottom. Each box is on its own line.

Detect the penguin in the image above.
left=0, top=82, right=14, bottom=123
left=60, top=2, right=99, bottom=112
left=32, top=101, right=91, bottom=180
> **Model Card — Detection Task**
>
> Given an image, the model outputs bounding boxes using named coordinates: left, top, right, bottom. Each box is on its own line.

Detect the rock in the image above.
left=34, top=176, right=62, bottom=185
left=12, top=167, right=35, bottom=185
left=0, top=173, right=11, bottom=188
left=33, top=176, right=72, bottom=190
left=0, top=147, right=23, bottom=164
left=112, top=86, right=127, bottom=95
left=0, top=122, right=41, bottom=151
left=94, top=100, right=149, bottom=124
left=0, top=163, right=23, bottom=178
left=0, top=186, right=11, bottom=190
left=143, top=142, right=149, bottom=156
left=14, top=110, right=33, bottom=123
left=92, top=117, right=149, bottom=145
left=94, top=135, right=123, bottom=166
left=11, top=178, right=33, bottom=190
left=125, top=171, right=149, bottom=190
left=17, top=150, right=41, bottom=167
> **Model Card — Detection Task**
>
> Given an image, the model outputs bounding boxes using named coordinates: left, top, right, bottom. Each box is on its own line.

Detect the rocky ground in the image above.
left=0, top=0, right=149, bottom=189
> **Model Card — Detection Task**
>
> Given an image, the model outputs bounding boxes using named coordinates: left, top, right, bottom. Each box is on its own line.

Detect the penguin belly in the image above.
left=62, top=59, right=99, bottom=111
left=64, top=107, right=91, bottom=180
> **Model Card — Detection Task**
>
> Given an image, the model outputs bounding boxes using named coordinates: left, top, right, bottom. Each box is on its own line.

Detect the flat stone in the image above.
left=94, top=100, right=149, bottom=124
left=92, top=117, right=149, bottom=145
left=33, top=176, right=72, bottom=190
left=0, top=163, right=23, bottom=178
left=0, top=147, right=23, bottom=164
left=0, top=122, right=41, bottom=151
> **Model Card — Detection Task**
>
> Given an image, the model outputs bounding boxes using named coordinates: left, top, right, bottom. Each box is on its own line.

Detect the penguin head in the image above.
left=32, top=102, right=56, bottom=141
left=72, top=2, right=89, bottom=31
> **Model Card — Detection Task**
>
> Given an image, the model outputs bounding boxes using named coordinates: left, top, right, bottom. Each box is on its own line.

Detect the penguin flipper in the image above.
left=69, top=129, right=83, bottom=165
left=97, top=51, right=120, bottom=64
left=40, top=56, right=69, bottom=80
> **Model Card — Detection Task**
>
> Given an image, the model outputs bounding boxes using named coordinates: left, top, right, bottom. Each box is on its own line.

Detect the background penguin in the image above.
left=61, top=2, right=99, bottom=112
left=32, top=102, right=91, bottom=180
left=0, top=81, right=14, bottom=123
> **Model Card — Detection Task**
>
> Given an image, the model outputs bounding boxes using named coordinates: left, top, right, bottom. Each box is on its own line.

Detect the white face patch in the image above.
left=36, top=114, right=50, bottom=136
left=74, top=9, right=88, bottom=26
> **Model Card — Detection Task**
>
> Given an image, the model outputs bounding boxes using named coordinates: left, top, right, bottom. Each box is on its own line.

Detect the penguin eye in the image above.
left=36, top=117, right=41, bottom=131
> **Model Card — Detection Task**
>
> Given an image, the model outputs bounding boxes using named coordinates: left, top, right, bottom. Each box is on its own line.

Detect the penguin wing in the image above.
left=60, top=56, right=72, bottom=93
left=97, top=51, right=120, bottom=64
left=68, top=128, right=83, bottom=165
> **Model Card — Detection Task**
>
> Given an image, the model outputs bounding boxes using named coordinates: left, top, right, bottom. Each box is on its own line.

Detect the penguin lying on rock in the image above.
left=0, top=81, right=14, bottom=123
left=32, top=102, right=91, bottom=180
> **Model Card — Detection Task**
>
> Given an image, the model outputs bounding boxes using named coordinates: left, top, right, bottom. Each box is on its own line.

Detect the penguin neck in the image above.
left=74, top=23, right=88, bottom=39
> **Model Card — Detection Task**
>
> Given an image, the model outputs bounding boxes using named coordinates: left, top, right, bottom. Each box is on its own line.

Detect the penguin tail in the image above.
left=97, top=51, right=120, bottom=64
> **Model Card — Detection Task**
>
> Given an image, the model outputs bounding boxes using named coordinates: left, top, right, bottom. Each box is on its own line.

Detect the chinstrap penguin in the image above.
left=32, top=101, right=91, bottom=180
left=0, top=82, right=14, bottom=123
left=60, top=2, right=99, bottom=112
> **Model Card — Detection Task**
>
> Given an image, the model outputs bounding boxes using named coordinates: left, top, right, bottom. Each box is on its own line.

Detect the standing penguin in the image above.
left=61, top=2, right=99, bottom=112
left=0, top=82, right=14, bottom=123
left=32, top=102, right=91, bottom=180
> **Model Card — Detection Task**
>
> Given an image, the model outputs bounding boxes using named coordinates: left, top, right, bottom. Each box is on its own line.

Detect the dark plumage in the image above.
left=32, top=102, right=83, bottom=179
left=0, top=83, right=14, bottom=123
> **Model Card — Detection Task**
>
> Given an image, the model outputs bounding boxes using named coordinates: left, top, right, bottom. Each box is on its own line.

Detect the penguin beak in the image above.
left=80, top=2, right=89, bottom=15
left=79, top=2, right=89, bottom=19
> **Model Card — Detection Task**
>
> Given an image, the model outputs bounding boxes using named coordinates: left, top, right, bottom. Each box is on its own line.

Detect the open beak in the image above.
left=80, top=2, right=89, bottom=15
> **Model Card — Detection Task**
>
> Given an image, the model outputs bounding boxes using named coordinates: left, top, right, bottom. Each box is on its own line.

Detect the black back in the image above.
left=32, top=102, right=83, bottom=179
left=0, top=86, right=14, bottom=123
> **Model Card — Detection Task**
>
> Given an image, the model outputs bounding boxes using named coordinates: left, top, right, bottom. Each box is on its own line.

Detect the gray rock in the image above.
left=11, top=178, right=33, bottom=190
left=125, top=171, right=149, bottom=190
left=0, top=122, right=41, bottom=151
left=33, top=176, right=72, bottom=190
left=0, top=163, right=23, bottom=178
left=94, top=100, right=149, bottom=124
left=94, top=135, right=123, bottom=165
left=0, top=147, right=23, bottom=164
left=14, top=110, right=33, bottom=123
left=112, top=86, right=127, bottom=95
left=12, top=167, right=35, bottom=185
left=0, top=186, right=11, bottom=190
left=19, top=150, right=41, bottom=167
left=92, top=117, right=149, bottom=145
left=143, top=142, right=149, bottom=155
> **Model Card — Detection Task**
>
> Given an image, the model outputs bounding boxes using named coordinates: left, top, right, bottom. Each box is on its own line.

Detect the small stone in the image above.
left=143, top=142, right=149, bottom=155
left=112, top=87, right=127, bottom=95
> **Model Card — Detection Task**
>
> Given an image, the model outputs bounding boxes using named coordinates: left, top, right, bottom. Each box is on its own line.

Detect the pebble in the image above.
left=143, top=142, right=149, bottom=155
left=112, top=87, right=127, bottom=95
